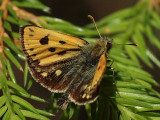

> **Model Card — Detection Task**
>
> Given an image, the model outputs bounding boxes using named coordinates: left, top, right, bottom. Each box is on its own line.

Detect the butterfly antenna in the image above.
left=113, top=43, right=139, bottom=47
left=88, top=15, right=103, bottom=40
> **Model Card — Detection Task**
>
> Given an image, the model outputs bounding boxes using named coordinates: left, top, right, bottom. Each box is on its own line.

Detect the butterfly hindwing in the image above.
left=28, top=56, right=80, bottom=92
left=56, top=53, right=107, bottom=109
left=69, top=54, right=107, bottom=104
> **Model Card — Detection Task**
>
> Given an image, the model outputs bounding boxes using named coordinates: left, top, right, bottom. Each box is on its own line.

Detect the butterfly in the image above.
left=19, top=16, right=137, bottom=110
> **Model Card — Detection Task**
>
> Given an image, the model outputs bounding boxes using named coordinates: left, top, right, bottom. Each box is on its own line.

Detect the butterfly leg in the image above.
left=107, top=59, right=114, bottom=67
left=106, top=60, right=114, bottom=78
left=106, top=61, right=120, bottom=96
left=106, top=60, right=114, bottom=76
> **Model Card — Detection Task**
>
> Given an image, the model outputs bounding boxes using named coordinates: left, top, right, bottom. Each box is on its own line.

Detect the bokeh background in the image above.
left=12, top=0, right=160, bottom=119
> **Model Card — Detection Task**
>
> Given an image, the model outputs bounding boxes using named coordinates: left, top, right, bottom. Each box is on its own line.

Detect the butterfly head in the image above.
left=102, top=37, right=112, bottom=52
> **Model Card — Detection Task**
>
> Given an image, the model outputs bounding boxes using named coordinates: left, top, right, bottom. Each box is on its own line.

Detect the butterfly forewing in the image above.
left=20, top=25, right=89, bottom=92
left=21, top=25, right=88, bottom=48
left=20, top=25, right=88, bottom=66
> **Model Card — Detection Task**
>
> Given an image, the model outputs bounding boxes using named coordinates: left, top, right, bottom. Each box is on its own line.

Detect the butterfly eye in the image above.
left=106, top=42, right=112, bottom=52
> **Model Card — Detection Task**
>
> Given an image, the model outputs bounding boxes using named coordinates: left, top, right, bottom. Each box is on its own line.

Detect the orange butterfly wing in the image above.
left=20, top=25, right=89, bottom=93
left=69, top=53, right=107, bottom=104
left=20, top=25, right=88, bottom=66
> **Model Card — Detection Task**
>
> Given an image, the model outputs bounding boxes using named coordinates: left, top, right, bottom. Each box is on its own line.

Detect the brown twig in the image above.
left=0, top=0, right=48, bottom=54
left=0, top=17, right=5, bottom=69
left=8, top=2, right=47, bottom=26
left=0, top=0, right=9, bottom=57
left=149, top=0, right=160, bottom=14
left=0, top=60, right=2, bottom=70
left=0, top=0, right=9, bottom=20
left=154, top=0, right=160, bottom=14
left=0, top=17, right=4, bottom=55
left=0, top=0, right=48, bottom=70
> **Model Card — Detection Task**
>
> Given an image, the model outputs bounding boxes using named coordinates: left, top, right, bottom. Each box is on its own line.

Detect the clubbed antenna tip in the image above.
left=88, top=15, right=103, bottom=39
left=114, top=43, right=139, bottom=47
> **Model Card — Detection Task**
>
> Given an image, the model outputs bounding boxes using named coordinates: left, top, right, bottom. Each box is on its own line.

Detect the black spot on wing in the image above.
left=59, top=41, right=66, bottom=44
left=40, top=35, right=49, bottom=45
left=33, top=59, right=39, bottom=64
left=30, top=48, right=34, bottom=51
left=98, top=66, right=101, bottom=70
left=29, top=34, right=34, bottom=37
left=32, top=54, right=37, bottom=56
left=48, top=48, right=56, bottom=52
left=29, top=28, right=34, bottom=32
left=58, top=51, right=67, bottom=55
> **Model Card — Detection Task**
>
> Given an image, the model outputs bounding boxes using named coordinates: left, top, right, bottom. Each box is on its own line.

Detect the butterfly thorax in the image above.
left=78, top=41, right=105, bottom=68
left=91, top=41, right=105, bottom=57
